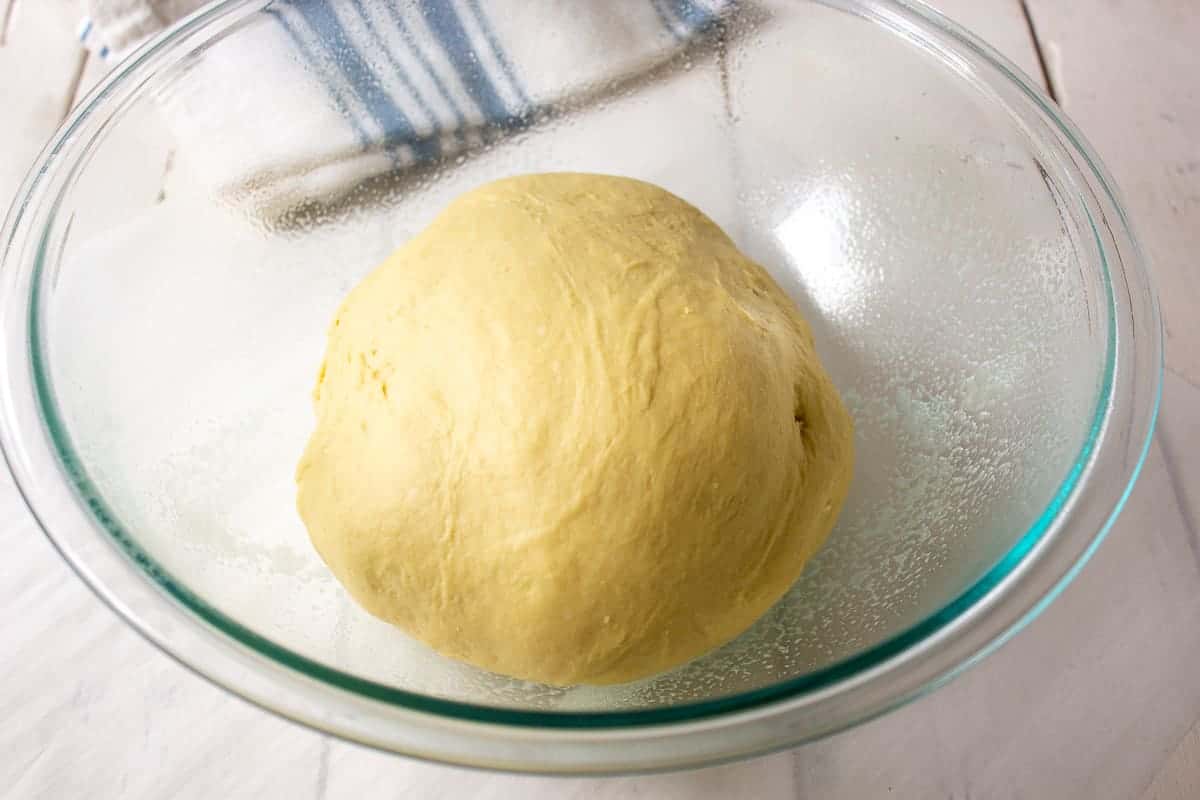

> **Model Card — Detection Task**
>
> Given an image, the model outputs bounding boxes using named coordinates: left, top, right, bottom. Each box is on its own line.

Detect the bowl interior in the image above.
left=38, top=0, right=1107, bottom=714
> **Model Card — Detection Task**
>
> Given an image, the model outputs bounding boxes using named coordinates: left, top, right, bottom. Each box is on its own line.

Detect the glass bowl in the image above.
left=0, top=0, right=1161, bottom=774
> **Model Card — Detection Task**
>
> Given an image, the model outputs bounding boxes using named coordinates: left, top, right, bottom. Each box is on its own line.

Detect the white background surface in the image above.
left=2, top=1, right=1199, bottom=797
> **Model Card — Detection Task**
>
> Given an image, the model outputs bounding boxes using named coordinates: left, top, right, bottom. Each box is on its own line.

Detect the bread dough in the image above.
left=296, top=173, right=854, bottom=686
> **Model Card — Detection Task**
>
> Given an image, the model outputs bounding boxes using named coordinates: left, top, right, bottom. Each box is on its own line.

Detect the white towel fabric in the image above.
left=82, top=0, right=211, bottom=58
left=80, top=0, right=732, bottom=221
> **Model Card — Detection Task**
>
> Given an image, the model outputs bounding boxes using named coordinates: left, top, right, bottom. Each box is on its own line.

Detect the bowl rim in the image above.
left=0, top=0, right=1163, bottom=773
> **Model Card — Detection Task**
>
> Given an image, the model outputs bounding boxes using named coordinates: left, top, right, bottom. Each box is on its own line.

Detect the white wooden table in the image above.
left=3, top=1, right=1199, bottom=797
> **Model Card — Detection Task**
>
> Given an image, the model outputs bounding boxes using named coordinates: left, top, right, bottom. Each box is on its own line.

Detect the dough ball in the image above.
left=296, top=173, right=854, bottom=686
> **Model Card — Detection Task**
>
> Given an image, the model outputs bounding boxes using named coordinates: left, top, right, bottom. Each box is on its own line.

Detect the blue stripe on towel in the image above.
left=419, top=0, right=516, bottom=128
left=265, top=0, right=728, bottom=169
left=384, top=0, right=470, bottom=131
left=650, top=0, right=685, bottom=41
left=463, top=0, right=531, bottom=111
left=667, top=0, right=719, bottom=31
left=348, top=0, right=441, bottom=135
left=265, top=5, right=373, bottom=150
left=287, top=0, right=440, bottom=161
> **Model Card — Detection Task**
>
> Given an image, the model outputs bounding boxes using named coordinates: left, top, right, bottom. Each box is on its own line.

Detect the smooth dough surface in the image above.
left=296, top=173, right=854, bottom=686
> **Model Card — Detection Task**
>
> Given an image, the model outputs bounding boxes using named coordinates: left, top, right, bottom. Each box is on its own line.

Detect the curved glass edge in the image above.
left=5, top=0, right=1160, bottom=735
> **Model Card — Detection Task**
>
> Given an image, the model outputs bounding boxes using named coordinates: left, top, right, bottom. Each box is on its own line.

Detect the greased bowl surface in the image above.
left=0, top=0, right=1160, bottom=774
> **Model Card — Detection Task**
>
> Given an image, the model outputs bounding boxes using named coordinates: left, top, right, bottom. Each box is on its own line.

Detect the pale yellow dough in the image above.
left=296, top=173, right=854, bottom=686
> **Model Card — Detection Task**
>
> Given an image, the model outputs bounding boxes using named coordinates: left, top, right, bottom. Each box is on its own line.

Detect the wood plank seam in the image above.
left=1017, top=0, right=1059, bottom=101
left=0, top=0, right=17, bottom=47
left=1156, top=420, right=1200, bottom=579
left=1139, top=717, right=1200, bottom=800
left=62, top=48, right=90, bottom=122
left=1168, top=364, right=1200, bottom=394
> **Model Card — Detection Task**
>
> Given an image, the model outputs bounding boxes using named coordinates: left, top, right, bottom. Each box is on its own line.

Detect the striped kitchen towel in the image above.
left=80, top=0, right=733, bottom=220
